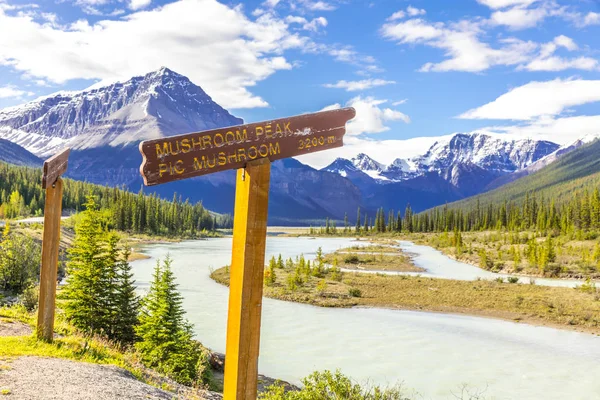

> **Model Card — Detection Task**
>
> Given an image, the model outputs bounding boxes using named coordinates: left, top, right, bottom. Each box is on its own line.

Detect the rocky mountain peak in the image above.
left=0, top=67, right=242, bottom=157
left=352, top=153, right=384, bottom=172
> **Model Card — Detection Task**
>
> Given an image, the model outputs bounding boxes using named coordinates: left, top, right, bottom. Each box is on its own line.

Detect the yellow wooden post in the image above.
left=223, top=158, right=271, bottom=400
left=37, top=177, right=64, bottom=341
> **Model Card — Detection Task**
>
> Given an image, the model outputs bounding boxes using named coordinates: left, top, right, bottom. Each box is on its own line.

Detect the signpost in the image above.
left=37, top=148, right=70, bottom=341
left=139, top=107, right=355, bottom=400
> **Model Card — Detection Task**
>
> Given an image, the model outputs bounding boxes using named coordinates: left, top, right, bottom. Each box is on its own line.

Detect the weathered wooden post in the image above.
left=139, top=108, right=355, bottom=400
left=37, top=148, right=70, bottom=341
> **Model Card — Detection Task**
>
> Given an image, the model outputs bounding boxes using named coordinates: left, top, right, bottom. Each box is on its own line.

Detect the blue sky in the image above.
left=1, top=0, right=600, bottom=167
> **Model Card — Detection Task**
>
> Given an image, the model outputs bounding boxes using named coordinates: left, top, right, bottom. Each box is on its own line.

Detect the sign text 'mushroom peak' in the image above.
left=139, top=107, right=356, bottom=186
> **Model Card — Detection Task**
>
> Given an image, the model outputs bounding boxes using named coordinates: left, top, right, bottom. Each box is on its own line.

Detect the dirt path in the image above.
left=0, top=320, right=32, bottom=337
left=0, top=356, right=222, bottom=400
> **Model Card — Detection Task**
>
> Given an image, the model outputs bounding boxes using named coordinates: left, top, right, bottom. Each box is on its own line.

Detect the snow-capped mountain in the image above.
left=0, top=67, right=242, bottom=157
left=408, top=133, right=559, bottom=179
left=352, top=153, right=384, bottom=174
left=323, top=133, right=560, bottom=197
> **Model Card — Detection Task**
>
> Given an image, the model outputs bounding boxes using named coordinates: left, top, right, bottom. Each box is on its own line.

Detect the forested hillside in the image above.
left=0, top=161, right=228, bottom=236
left=412, top=139, right=600, bottom=233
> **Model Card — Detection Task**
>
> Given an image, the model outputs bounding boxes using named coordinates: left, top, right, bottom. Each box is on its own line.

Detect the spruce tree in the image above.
left=112, top=245, right=140, bottom=345
left=62, top=197, right=111, bottom=336
left=136, top=255, right=205, bottom=385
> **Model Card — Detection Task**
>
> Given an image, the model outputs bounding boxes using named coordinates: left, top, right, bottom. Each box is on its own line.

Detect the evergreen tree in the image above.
left=136, top=256, right=207, bottom=385
left=62, top=197, right=111, bottom=336
left=112, top=245, right=140, bottom=345
left=355, top=207, right=361, bottom=233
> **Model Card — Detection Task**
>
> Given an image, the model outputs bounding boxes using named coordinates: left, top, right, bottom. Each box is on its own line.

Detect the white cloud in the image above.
left=0, top=0, right=324, bottom=109
left=302, top=16, right=327, bottom=32
left=476, top=0, right=539, bottom=9
left=299, top=0, right=336, bottom=11
left=387, top=10, right=405, bottom=21
left=285, top=15, right=327, bottom=31
left=459, top=78, right=600, bottom=120
left=321, top=96, right=410, bottom=136
left=520, top=35, right=598, bottom=71
left=490, top=5, right=548, bottom=29
left=382, top=18, right=537, bottom=72
left=553, top=35, right=578, bottom=51
left=263, top=0, right=281, bottom=8
left=523, top=56, right=598, bottom=71
left=286, top=15, right=307, bottom=24
left=392, top=99, right=407, bottom=106
left=475, top=115, right=600, bottom=145
left=388, top=5, right=426, bottom=21
left=327, top=47, right=379, bottom=70
left=382, top=9, right=597, bottom=74
left=584, top=12, right=600, bottom=26
left=0, top=85, right=34, bottom=98
left=323, top=79, right=395, bottom=91
left=406, top=6, right=426, bottom=17
left=129, top=0, right=151, bottom=10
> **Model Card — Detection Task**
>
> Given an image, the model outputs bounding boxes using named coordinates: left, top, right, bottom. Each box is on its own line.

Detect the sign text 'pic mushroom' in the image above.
left=139, top=107, right=356, bottom=185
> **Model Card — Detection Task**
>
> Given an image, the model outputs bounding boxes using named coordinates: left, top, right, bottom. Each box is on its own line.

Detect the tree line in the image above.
left=315, top=188, right=600, bottom=236
left=0, top=161, right=232, bottom=236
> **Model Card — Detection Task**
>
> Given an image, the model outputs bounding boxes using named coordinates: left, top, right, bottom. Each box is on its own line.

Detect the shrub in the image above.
left=286, top=274, right=298, bottom=292
left=344, top=255, right=360, bottom=264
left=579, top=278, right=597, bottom=294
left=260, top=370, right=412, bottom=400
left=316, top=279, right=327, bottom=296
left=348, top=288, right=362, bottom=297
left=18, top=284, right=38, bottom=311
left=507, top=276, right=519, bottom=284
left=264, top=270, right=276, bottom=287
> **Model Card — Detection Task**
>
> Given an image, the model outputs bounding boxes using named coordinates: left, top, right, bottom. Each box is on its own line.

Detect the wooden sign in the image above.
left=138, top=107, right=355, bottom=400
left=139, top=108, right=356, bottom=186
left=42, top=148, right=70, bottom=189
left=38, top=148, right=70, bottom=342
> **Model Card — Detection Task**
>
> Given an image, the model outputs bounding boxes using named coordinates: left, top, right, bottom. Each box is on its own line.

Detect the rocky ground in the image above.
left=0, top=319, right=296, bottom=399
left=0, top=320, right=32, bottom=337
left=0, top=356, right=223, bottom=400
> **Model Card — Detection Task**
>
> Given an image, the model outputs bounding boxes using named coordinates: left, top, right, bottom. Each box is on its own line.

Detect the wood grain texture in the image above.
left=42, top=148, right=70, bottom=189
left=223, top=159, right=271, bottom=400
left=139, top=107, right=355, bottom=186
left=37, top=177, right=63, bottom=341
